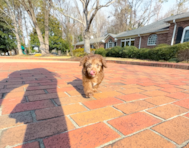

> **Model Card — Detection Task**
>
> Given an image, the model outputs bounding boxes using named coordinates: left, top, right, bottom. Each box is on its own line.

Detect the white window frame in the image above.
left=90, top=44, right=95, bottom=49
left=147, top=34, right=157, bottom=46
left=181, top=26, right=189, bottom=43
left=106, top=39, right=114, bottom=48
left=121, top=38, right=135, bottom=47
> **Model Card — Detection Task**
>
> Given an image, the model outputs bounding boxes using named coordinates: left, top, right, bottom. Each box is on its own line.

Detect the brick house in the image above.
left=116, top=12, right=189, bottom=49
left=75, top=33, right=117, bottom=49
left=75, top=13, right=189, bottom=49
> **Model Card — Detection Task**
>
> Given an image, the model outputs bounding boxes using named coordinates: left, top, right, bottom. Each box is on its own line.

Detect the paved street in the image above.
left=0, top=61, right=189, bottom=148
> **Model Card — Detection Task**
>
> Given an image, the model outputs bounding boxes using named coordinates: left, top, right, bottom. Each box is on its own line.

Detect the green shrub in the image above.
left=75, top=52, right=87, bottom=57
left=95, top=48, right=107, bottom=57
left=121, top=46, right=138, bottom=58
left=154, top=44, right=170, bottom=49
left=73, top=48, right=95, bottom=57
left=73, top=42, right=189, bottom=61
left=136, top=48, right=150, bottom=59
left=106, top=46, right=122, bottom=57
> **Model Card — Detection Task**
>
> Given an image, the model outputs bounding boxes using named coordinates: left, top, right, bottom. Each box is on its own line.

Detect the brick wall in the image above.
left=167, top=20, right=189, bottom=45
left=117, top=33, right=168, bottom=49
left=117, top=39, right=121, bottom=46
left=140, top=33, right=169, bottom=48
left=134, top=37, right=140, bottom=48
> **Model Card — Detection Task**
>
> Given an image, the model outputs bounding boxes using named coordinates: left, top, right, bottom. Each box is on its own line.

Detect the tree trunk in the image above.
left=21, top=0, right=47, bottom=55
left=15, top=32, right=22, bottom=55
left=35, top=25, right=46, bottom=54
left=24, top=14, right=31, bottom=53
left=44, top=1, right=50, bottom=54
left=18, top=10, right=25, bottom=45
left=84, top=31, right=90, bottom=54
left=13, top=15, right=22, bottom=55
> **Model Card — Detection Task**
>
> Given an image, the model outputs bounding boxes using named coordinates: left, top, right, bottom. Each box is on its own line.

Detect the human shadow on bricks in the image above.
left=0, top=68, right=71, bottom=148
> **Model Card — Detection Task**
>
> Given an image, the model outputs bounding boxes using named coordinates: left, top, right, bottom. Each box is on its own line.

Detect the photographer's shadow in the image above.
left=0, top=68, right=70, bottom=148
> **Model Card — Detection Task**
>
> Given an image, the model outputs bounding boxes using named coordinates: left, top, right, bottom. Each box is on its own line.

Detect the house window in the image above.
left=147, top=34, right=157, bottom=45
left=181, top=26, right=189, bottom=43
left=121, top=41, right=125, bottom=47
left=90, top=45, right=95, bottom=48
left=106, top=39, right=114, bottom=48
left=131, top=41, right=135, bottom=46
left=121, top=38, right=135, bottom=47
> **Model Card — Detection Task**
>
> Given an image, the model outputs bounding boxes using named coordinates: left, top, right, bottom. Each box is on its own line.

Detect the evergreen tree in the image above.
left=30, top=13, right=70, bottom=53
left=0, top=18, right=16, bottom=52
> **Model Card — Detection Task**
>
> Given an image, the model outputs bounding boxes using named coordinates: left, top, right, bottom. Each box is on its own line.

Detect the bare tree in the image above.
left=20, top=0, right=52, bottom=54
left=54, top=0, right=115, bottom=53
left=176, top=0, right=189, bottom=14
left=91, top=10, right=109, bottom=49
left=108, top=0, right=167, bottom=34
left=0, top=0, right=23, bottom=55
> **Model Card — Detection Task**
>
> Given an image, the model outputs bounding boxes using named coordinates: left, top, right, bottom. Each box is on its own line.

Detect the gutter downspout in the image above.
left=171, top=19, right=177, bottom=46
left=138, top=34, right=141, bottom=49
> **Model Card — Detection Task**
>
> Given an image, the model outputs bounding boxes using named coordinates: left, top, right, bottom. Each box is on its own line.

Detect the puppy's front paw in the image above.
left=93, top=89, right=98, bottom=93
left=86, top=92, right=94, bottom=98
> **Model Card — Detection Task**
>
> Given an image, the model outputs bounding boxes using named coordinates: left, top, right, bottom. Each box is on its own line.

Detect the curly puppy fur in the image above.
left=80, top=54, right=107, bottom=98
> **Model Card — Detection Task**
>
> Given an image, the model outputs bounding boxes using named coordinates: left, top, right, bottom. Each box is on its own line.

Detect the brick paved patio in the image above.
left=0, top=61, right=189, bottom=148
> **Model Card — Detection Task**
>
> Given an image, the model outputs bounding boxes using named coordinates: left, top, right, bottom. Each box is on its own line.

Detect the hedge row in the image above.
left=73, top=48, right=95, bottom=57
left=94, top=42, right=189, bottom=61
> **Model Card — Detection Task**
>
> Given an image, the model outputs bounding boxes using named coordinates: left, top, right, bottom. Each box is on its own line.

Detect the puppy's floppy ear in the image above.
left=79, top=55, right=88, bottom=66
left=101, top=56, right=107, bottom=68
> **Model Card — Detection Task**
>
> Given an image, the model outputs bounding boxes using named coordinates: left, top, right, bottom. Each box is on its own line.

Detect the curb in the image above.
left=1, top=57, right=189, bottom=70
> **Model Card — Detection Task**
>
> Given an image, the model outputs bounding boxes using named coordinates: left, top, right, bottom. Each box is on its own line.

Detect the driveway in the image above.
left=0, top=60, right=189, bottom=148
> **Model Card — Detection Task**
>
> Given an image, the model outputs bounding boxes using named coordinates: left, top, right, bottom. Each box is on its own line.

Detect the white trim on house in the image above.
left=147, top=34, right=157, bottom=46
left=171, top=20, right=177, bottom=46
left=121, top=38, right=135, bottom=47
left=181, top=26, right=189, bottom=43
left=138, top=34, right=141, bottom=49
left=106, top=39, right=114, bottom=48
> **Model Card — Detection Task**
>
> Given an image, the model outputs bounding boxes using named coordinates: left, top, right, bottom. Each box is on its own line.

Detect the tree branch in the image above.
left=53, top=4, right=85, bottom=27
left=98, top=0, right=116, bottom=9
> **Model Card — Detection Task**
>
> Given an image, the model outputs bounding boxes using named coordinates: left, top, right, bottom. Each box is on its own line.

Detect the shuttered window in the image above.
left=175, top=27, right=183, bottom=44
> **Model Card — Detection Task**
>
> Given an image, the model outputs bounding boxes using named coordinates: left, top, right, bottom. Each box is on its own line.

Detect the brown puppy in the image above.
left=80, top=54, right=107, bottom=98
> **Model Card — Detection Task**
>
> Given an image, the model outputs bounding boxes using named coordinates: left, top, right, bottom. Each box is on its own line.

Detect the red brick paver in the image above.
left=104, top=130, right=175, bottom=148
left=114, top=100, right=154, bottom=114
left=152, top=116, right=189, bottom=144
left=117, top=93, right=148, bottom=102
left=43, top=123, right=120, bottom=148
left=147, top=104, right=188, bottom=119
left=145, top=96, right=176, bottom=105
left=1, top=61, right=189, bottom=148
left=83, top=97, right=123, bottom=109
left=71, top=107, right=123, bottom=126
left=174, top=99, right=189, bottom=109
left=108, top=112, right=161, bottom=135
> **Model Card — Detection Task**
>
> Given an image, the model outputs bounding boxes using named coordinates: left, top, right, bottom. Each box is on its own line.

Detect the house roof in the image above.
left=116, top=18, right=170, bottom=38
left=116, top=12, right=189, bottom=39
left=165, top=12, right=189, bottom=22
left=75, top=33, right=116, bottom=45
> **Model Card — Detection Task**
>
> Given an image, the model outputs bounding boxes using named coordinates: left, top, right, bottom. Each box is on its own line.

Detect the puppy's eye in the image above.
left=88, top=64, right=92, bottom=68
left=96, top=63, right=99, bottom=67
